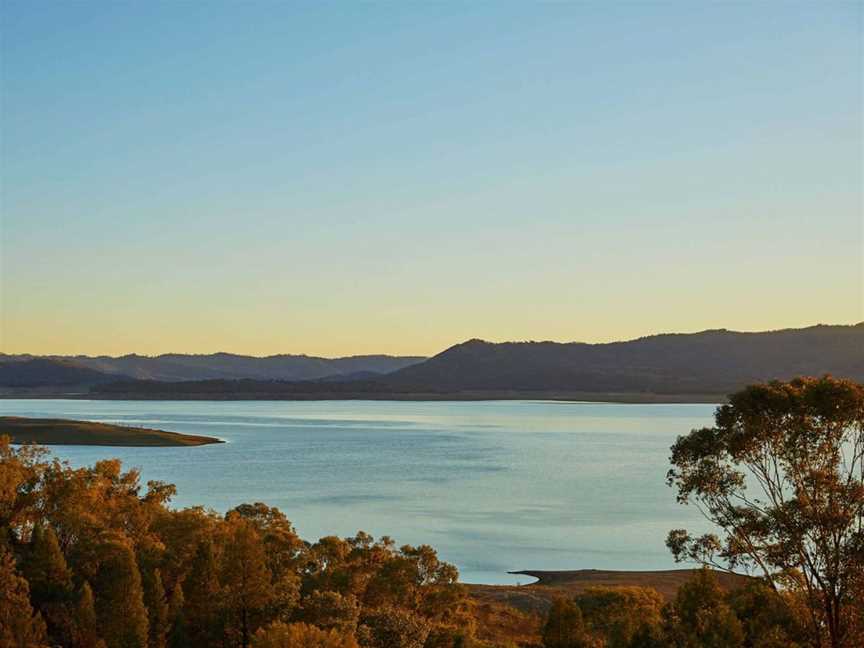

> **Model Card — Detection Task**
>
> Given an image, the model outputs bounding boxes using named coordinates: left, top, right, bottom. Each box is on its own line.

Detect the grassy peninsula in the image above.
left=0, top=416, right=223, bottom=446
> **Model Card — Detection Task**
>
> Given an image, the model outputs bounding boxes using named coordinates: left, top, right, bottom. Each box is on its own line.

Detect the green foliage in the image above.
left=298, top=590, right=359, bottom=632
left=143, top=568, right=169, bottom=648
left=73, top=582, right=106, bottom=648
left=0, top=545, right=47, bottom=648
left=22, top=524, right=72, bottom=601
left=624, top=622, right=666, bottom=648
left=181, top=538, right=222, bottom=645
left=251, top=621, right=358, bottom=648
left=165, top=582, right=187, bottom=648
left=20, top=524, right=76, bottom=644
left=663, top=569, right=744, bottom=648
left=542, top=598, right=594, bottom=648
left=0, top=435, right=469, bottom=648
left=92, top=533, right=150, bottom=648
left=222, top=516, right=275, bottom=648
left=666, top=376, right=864, bottom=648
left=357, top=607, right=431, bottom=648
left=575, top=586, right=664, bottom=648
left=727, top=580, right=808, bottom=648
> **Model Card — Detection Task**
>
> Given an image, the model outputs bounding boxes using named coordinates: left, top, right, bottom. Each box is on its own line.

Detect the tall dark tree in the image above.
left=182, top=539, right=222, bottom=647
left=0, top=545, right=47, bottom=648
left=221, top=516, right=274, bottom=648
left=21, top=524, right=72, bottom=600
left=21, top=524, right=75, bottom=644
left=143, top=568, right=169, bottom=648
left=667, top=376, right=864, bottom=648
left=72, top=582, right=105, bottom=648
left=166, top=582, right=188, bottom=648
left=541, top=598, right=592, bottom=648
left=662, top=569, right=744, bottom=648
left=92, top=534, right=149, bottom=648
left=357, top=608, right=431, bottom=648
left=727, top=580, right=807, bottom=648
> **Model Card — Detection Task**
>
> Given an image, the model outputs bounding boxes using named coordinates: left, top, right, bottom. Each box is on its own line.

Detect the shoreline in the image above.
left=468, top=568, right=753, bottom=614
left=505, top=568, right=749, bottom=592
left=0, top=416, right=224, bottom=447
left=0, top=391, right=727, bottom=404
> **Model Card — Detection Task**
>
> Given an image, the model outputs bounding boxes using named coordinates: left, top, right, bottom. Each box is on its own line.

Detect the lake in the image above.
left=0, top=399, right=717, bottom=584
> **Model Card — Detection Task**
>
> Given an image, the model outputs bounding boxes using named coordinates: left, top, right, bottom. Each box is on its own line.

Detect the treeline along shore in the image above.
left=79, top=385, right=729, bottom=403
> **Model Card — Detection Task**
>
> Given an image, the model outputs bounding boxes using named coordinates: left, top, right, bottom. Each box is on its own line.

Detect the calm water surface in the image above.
left=0, top=399, right=717, bottom=584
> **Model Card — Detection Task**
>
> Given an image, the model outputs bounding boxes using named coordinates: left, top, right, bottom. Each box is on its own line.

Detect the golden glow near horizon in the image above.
left=2, top=3, right=862, bottom=357
left=1, top=286, right=861, bottom=358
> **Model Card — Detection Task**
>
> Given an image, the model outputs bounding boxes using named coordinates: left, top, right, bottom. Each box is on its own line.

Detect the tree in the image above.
left=662, top=569, right=744, bottom=648
left=666, top=376, right=864, bottom=648
left=297, top=590, right=359, bottom=632
left=625, top=622, right=666, bottom=648
left=143, top=568, right=169, bottom=648
left=575, top=587, right=663, bottom=648
left=227, top=504, right=305, bottom=578
left=251, top=622, right=358, bottom=648
left=0, top=435, right=50, bottom=558
left=357, top=608, right=431, bottom=648
left=221, top=516, right=274, bottom=648
left=181, top=539, right=222, bottom=646
left=541, top=598, right=594, bottom=648
left=727, top=580, right=808, bottom=648
left=21, top=524, right=75, bottom=644
left=21, top=524, right=72, bottom=601
left=72, top=582, right=106, bottom=648
left=166, top=582, right=188, bottom=648
left=0, top=545, right=48, bottom=648
left=92, top=533, right=149, bottom=648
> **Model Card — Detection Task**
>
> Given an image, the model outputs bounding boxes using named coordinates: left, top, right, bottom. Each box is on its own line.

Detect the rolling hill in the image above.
left=88, top=323, right=864, bottom=400
left=379, top=323, right=864, bottom=394
left=0, top=352, right=426, bottom=383
left=0, top=359, right=123, bottom=389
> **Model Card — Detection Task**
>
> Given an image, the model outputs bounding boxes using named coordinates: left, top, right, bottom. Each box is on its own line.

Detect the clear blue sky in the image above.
left=1, top=1, right=861, bottom=356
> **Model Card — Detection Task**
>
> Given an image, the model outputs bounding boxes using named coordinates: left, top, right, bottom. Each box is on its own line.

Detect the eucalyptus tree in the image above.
left=666, top=376, right=864, bottom=648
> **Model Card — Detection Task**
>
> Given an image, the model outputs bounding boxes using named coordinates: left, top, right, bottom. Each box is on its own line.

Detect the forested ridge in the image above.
left=88, top=324, right=864, bottom=400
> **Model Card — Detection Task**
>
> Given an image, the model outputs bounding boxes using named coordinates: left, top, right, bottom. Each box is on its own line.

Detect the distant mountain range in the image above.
left=0, top=323, right=852, bottom=401
left=3, top=324, right=862, bottom=400
left=0, top=353, right=425, bottom=392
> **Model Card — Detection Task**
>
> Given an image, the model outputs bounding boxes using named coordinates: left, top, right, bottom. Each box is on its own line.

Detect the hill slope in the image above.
left=0, top=359, right=121, bottom=388
left=89, top=323, right=863, bottom=400
left=0, top=352, right=426, bottom=383
left=381, top=323, right=864, bottom=394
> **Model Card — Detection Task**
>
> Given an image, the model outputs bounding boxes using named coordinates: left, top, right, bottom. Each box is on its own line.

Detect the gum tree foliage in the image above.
left=0, top=544, right=47, bottom=647
left=574, top=586, right=664, bottom=648
left=251, top=621, right=358, bottom=648
left=661, top=568, right=744, bottom=648
left=666, top=376, right=864, bottom=648
left=541, top=598, right=595, bottom=648
left=0, top=435, right=469, bottom=648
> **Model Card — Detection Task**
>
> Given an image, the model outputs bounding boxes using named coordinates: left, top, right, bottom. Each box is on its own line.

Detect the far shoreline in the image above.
left=0, top=391, right=727, bottom=404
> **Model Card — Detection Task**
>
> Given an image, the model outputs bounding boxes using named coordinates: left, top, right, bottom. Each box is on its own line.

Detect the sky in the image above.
left=1, top=1, right=862, bottom=357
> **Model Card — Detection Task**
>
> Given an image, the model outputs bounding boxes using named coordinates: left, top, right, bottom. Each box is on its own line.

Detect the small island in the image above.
left=0, top=416, right=223, bottom=447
